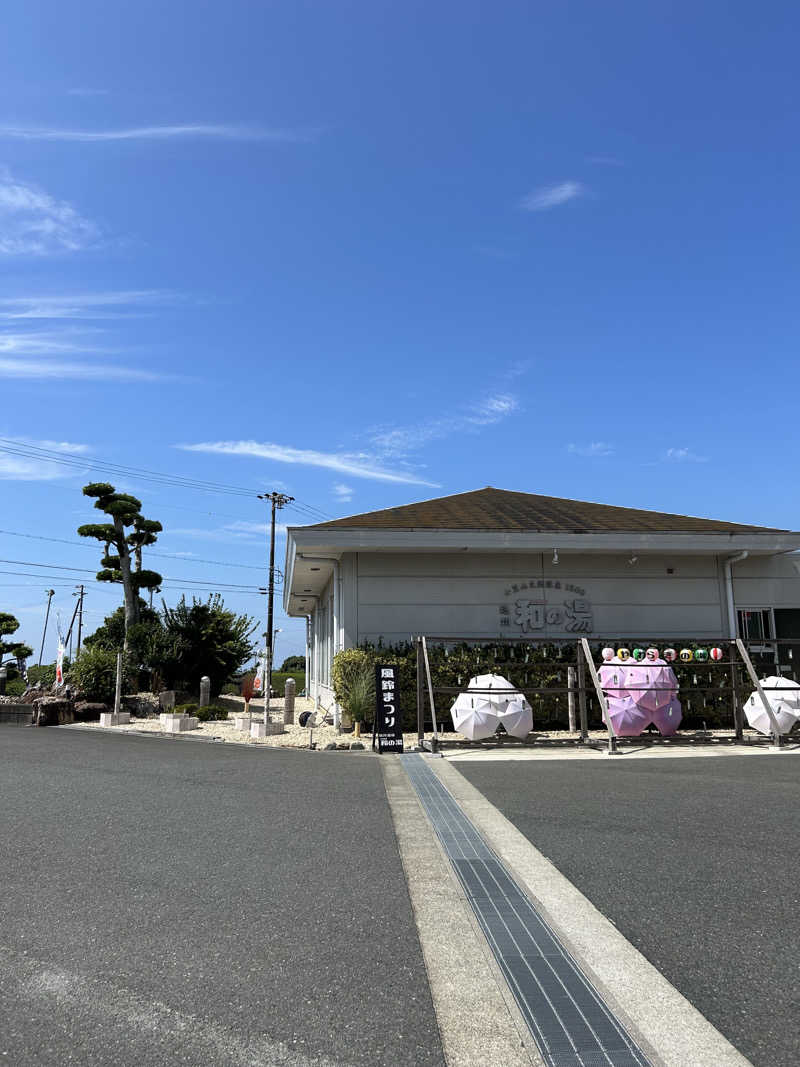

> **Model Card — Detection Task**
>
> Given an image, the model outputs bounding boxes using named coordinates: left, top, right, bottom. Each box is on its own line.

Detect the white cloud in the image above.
left=0, top=358, right=165, bottom=381
left=664, top=447, right=708, bottom=463
left=332, top=483, right=354, bottom=502
left=0, top=124, right=314, bottom=143
left=0, top=437, right=90, bottom=480
left=176, top=440, right=439, bottom=487
left=0, top=168, right=98, bottom=255
left=520, top=181, right=584, bottom=212
left=567, top=442, right=616, bottom=457
left=0, top=290, right=178, bottom=320
left=0, top=329, right=115, bottom=355
left=372, top=393, right=519, bottom=457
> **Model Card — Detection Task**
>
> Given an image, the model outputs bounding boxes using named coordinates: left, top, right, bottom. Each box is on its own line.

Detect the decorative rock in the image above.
left=323, top=742, right=338, bottom=750
left=283, top=677, right=296, bottom=724
left=32, top=697, right=74, bottom=726
left=74, top=701, right=108, bottom=721
left=199, top=676, right=211, bottom=708
left=349, top=742, right=365, bottom=750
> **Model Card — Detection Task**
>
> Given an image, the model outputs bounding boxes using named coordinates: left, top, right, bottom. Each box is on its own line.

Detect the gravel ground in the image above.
left=89, top=701, right=774, bottom=752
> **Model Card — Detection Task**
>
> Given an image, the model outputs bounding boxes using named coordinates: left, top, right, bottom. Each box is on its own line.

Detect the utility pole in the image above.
left=38, top=589, right=55, bottom=668
left=257, top=491, right=293, bottom=725
left=76, top=584, right=85, bottom=654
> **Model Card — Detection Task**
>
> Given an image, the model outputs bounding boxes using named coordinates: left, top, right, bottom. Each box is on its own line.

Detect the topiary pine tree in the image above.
left=77, top=483, right=163, bottom=641
left=0, top=610, right=33, bottom=671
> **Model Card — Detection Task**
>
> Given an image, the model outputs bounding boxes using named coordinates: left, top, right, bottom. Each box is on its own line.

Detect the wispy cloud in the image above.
left=0, top=358, right=166, bottom=382
left=371, top=393, right=519, bottom=458
left=176, top=440, right=440, bottom=487
left=332, top=483, right=354, bottom=503
left=0, top=167, right=98, bottom=255
left=0, top=290, right=179, bottom=320
left=663, top=446, right=708, bottom=463
left=520, top=181, right=584, bottom=212
left=567, top=442, right=616, bottom=457
left=0, top=124, right=315, bottom=143
left=0, top=436, right=90, bottom=480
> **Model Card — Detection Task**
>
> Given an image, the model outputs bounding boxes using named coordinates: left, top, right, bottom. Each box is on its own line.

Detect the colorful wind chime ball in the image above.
left=694, top=648, right=709, bottom=663
left=632, top=648, right=646, bottom=661
left=663, top=648, right=678, bottom=662
left=617, top=648, right=631, bottom=661
left=645, top=648, right=659, bottom=661
left=679, top=648, right=694, bottom=663
left=601, top=647, right=615, bottom=661
left=710, top=647, right=724, bottom=661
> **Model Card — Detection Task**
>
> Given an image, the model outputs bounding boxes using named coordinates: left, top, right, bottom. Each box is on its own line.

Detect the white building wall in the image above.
left=354, top=551, right=729, bottom=642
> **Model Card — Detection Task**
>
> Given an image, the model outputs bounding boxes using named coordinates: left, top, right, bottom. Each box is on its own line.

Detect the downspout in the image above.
left=300, top=556, right=341, bottom=728
left=723, top=551, right=748, bottom=638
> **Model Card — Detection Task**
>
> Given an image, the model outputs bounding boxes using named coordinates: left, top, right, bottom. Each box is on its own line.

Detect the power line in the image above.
left=0, top=528, right=264, bottom=570
left=0, top=437, right=334, bottom=520
left=0, top=559, right=267, bottom=591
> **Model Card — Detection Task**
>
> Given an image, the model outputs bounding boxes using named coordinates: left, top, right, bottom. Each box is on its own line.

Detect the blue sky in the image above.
left=1, top=1, right=799, bottom=661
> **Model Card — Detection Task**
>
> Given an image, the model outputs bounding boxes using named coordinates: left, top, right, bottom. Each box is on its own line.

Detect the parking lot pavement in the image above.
left=457, top=754, right=800, bottom=1067
left=0, top=730, right=445, bottom=1067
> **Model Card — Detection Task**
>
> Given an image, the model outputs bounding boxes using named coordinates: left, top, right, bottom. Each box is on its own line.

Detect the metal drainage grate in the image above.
left=401, top=755, right=651, bottom=1067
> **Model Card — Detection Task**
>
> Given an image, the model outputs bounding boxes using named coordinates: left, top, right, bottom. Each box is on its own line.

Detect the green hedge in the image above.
left=349, top=640, right=739, bottom=732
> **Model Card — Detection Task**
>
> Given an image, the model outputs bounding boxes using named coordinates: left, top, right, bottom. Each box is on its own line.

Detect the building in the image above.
left=283, top=487, right=800, bottom=710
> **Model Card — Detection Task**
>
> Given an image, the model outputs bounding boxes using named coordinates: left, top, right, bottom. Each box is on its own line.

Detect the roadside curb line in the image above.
left=381, top=758, right=539, bottom=1067
left=428, top=757, right=752, bottom=1067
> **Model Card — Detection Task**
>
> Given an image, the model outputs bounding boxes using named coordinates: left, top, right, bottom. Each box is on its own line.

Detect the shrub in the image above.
left=70, top=647, right=130, bottom=704
left=332, top=649, right=372, bottom=708
left=196, top=704, right=228, bottom=722
left=172, top=702, right=228, bottom=722
left=5, top=676, right=25, bottom=697
left=26, top=663, right=57, bottom=688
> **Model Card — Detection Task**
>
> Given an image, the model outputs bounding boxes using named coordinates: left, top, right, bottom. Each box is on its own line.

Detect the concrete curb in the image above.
left=428, top=758, right=752, bottom=1067
left=381, top=757, right=539, bottom=1067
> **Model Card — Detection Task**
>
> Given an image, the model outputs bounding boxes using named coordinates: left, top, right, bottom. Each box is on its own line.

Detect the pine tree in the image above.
left=77, top=483, right=162, bottom=642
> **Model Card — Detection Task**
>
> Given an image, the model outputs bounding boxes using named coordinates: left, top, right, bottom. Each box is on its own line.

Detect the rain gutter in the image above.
left=723, top=551, right=748, bottom=638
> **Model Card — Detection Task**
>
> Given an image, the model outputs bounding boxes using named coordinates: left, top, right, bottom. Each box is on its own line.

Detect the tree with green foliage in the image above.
left=84, top=599, right=164, bottom=664
left=0, top=610, right=33, bottom=675
left=77, top=483, right=162, bottom=641
left=280, top=654, right=305, bottom=672
left=160, top=594, right=257, bottom=696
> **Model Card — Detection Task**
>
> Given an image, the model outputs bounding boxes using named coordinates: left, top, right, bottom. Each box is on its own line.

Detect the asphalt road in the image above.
left=0, top=729, right=445, bottom=1067
left=458, top=754, right=800, bottom=1067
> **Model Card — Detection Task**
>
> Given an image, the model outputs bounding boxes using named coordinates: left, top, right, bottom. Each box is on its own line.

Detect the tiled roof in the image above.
left=302, top=487, right=789, bottom=534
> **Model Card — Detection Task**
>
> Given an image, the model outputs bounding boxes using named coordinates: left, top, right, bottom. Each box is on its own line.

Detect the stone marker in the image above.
left=159, top=690, right=176, bottom=712
left=199, top=675, right=210, bottom=708
left=283, top=677, right=296, bottom=724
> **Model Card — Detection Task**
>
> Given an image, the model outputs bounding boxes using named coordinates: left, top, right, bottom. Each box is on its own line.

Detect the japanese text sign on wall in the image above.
left=373, top=664, right=404, bottom=753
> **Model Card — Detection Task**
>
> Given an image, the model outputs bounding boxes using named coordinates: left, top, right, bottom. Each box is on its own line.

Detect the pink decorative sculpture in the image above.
left=598, top=651, right=681, bottom=736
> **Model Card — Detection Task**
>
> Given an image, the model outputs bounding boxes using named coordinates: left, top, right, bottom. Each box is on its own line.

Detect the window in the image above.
left=737, top=608, right=774, bottom=642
